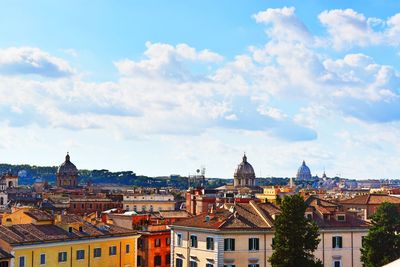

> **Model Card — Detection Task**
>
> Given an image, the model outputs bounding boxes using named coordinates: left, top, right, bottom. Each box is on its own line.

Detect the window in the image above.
left=306, top=213, right=312, bottom=220
left=142, top=206, right=146, bottom=211
left=76, top=250, right=85, bottom=260
left=166, top=237, right=171, bottom=245
left=337, top=215, right=345, bottom=221
left=40, top=253, right=46, bottom=265
left=332, top=236, right=343, bottom=248
left=248, top=265, right=260, bottom=267
left=190, top=261, right=198, bottom=267
left=334, top=260, right=341, bottom=267
left=166, top=254, right=171, bottom=264
left=177, top=233, right=182, bottom=246
left=190, top=235, right=198, bottom=248
left=223, top=265, right=236, bottom=267
left=224, top=238, right=235, bottom=251
left=133, top=205, right=137, bottom=211
left=206, top=237, right=214, bottom=250
left=155, top=238, right=161, bottom=247
left=138, top=238, right=144, bottom=248
left=154, top=255, right=161, bottom=266
left=126, top=244, right=130, bottom=253
left=249, top=238, right=259, bottom=251
left=137, top=256, right=142, bottom=267
left=19, top=256, right=25, bottom=267
left=94, top=247, right=102, bottom=258
left=58, top=252, right=67, bottom=262
left=206, top=264, right=214, bottom=267
left=150, top=205, right=153, bottom=212
left=109, top=245, right=117, bottom=256
left=176, top=258, right=183, bottom=267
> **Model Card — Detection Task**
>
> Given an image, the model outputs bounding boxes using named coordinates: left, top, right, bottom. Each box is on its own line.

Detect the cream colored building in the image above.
left=123, top=194, right=176, bottom=212
left=170, top=198, right=369, bottom=267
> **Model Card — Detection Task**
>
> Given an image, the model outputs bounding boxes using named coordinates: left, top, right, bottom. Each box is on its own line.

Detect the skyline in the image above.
left=1, top=1, right=400, bottom=179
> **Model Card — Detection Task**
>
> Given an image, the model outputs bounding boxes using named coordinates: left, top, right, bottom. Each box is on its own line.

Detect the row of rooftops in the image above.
left=0, top=207, right=138, bottom=246
left=173, top=195, right=370, bottom=231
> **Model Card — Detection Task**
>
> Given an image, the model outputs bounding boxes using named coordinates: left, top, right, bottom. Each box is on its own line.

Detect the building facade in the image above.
left=0, top=208, right=139, bottom=267
left=170, top=199, right=368, bottom=267
left=123, top=194, right=176, bottom=212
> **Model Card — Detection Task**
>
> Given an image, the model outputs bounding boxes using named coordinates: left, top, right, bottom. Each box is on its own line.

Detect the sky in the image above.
left=0, top=0, right=400, bottom=179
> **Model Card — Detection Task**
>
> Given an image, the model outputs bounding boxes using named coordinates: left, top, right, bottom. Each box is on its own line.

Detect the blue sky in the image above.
left=0, top=1, right=400, bottom=179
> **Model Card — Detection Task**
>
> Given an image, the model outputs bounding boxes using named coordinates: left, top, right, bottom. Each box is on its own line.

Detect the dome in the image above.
left=296, top=160, right=312, bottom=180
left=234, top=154, right=255, bottom=177
left=57, top=153, right=78, bottom=176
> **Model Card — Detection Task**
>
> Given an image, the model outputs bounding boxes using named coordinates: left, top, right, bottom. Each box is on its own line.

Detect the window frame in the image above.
left=58, top=251, right=67, bottom=263
left=224, top=238, right=235, bottom=251
left=155, top=238, right=161, bottom=247
left=249, top=237, right=260, bottom=251
left=190, top=234, right=198, bottom=248
left=109, top=245, right=117, bottom=256
left=76, top=249, right=85, bottom=260
left=93, top=247, right=102, bottom=258
left=126, top=243, right=130, bottom=254
left=19, top=256, right=26, bottom=267
left=176, top=233, right=183, bottom=246
left=332, top=236, right=343, bottom=248
left=206, top=236, right=214, bottom=250
left=154, top=255, right=162, bottom=266
left=40, top=253, right=46, bottom=265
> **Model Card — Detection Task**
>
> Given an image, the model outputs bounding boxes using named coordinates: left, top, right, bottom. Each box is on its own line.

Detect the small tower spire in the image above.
left=243, top=152, right=247, bottom=163
left=66, top=152, right=70, bottom=162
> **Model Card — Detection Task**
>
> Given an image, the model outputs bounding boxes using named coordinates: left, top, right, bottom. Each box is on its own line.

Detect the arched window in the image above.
left=0, top=197, right=3, bottom=205
left=8, top=181, right=13, bottom=188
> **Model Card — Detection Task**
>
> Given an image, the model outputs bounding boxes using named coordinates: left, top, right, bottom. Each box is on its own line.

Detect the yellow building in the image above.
left=0, top=208, right=140, bottom=267
left=255, top=186, right=294, bottom=204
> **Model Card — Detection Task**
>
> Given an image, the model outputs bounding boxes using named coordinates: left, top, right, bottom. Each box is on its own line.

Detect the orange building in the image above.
left=137, top=224, right=171, bottom=267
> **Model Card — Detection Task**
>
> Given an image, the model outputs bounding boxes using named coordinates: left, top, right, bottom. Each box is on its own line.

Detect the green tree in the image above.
left=361, top=202, right=400, bottom=267
left=269, top=194, right=322, bottom=267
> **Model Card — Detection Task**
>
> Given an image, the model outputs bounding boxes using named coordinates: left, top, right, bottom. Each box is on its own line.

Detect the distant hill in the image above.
left=0, top=163, right=226, bottom=189
left=0, top=163, right=292, bottom=189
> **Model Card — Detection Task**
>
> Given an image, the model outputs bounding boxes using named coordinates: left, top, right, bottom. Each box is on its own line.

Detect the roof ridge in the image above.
left=249, top=201, right=272, bottom=227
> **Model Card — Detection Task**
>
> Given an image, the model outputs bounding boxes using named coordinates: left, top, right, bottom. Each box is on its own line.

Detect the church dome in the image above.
left=234, top=154, right=255, bottom=177
left=57, top=153, right=78, bottom=176
left=296, top=160, right=312, bottom=180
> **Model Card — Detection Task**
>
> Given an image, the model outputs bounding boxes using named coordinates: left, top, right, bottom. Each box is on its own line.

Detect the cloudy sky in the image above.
left=0, top=0, right=400, bottom=179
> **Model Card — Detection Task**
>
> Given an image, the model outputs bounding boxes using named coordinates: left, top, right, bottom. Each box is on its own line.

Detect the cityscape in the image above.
left=1, top=1, right=400, bottom=267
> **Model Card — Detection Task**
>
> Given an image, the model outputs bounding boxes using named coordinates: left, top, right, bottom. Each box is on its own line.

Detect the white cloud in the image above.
left=253, top=7, right=311, bottom=43
left=0, top=47, right=74, bottom=77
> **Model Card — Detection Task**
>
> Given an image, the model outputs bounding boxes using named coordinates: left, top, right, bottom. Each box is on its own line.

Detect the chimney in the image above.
left=54, top=214, right=62, bottom=224
left=4, top=218, right=12, bottom=227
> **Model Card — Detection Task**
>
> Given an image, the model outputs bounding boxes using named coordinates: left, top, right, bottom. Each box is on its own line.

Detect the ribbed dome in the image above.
left=296, top=160, right=312, bottom=180
left=57, top=153, right=78, bottom=176
left=234, top=154, right=255, bottom=178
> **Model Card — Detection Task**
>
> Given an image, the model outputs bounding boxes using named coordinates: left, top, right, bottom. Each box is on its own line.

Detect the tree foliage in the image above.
left=361, top=202, right=400, bottom=267
left=269, top=194, right=322, bottom=267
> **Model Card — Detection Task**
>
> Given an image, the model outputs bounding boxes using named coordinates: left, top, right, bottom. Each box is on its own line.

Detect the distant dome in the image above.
left=296, top=160, right=312, bottom=181
left=234, top=154, right=256, bottom=187
left=57, top=153, right=78, bottom=176
left=235, top=154, right=255, bottom=177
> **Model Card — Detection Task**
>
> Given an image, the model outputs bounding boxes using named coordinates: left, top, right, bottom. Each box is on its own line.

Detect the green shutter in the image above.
left=339, top=236, right=343, bottom=248
left=332, top=236, right=336, bottom=248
